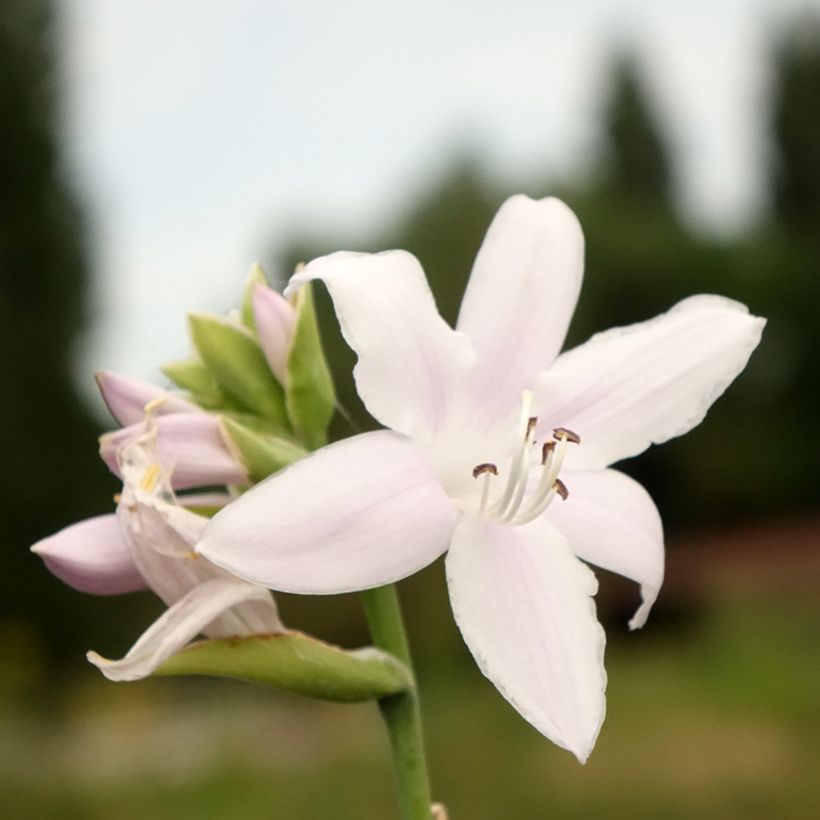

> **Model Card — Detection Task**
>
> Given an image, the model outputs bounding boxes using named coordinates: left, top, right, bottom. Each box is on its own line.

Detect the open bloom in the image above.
left=197, top=195, right=764, bottom=760
left=33, top=425, right=282, bottom=681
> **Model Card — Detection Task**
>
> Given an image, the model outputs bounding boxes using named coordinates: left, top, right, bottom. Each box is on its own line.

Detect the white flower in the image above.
left=196, top=195, right=764, bottom=760
left=33, top=425, right=282, bottom=681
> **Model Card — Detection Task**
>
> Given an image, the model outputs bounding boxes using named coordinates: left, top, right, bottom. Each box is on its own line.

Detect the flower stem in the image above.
left=361, top=584, right=433, bottom=820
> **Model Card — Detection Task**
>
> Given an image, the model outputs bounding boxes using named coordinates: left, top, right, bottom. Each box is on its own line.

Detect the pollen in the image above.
left=139, top=463, right=161, bottom=493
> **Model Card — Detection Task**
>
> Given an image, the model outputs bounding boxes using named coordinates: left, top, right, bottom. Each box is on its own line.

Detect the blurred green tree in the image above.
left=0, top=0, right=135, bottom=671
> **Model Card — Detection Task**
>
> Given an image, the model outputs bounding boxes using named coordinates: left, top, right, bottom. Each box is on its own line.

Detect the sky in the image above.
left=58, top=0, right=819, bottom=393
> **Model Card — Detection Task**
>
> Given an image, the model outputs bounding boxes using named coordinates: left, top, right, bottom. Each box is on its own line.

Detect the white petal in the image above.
left=197, top=430, right=458, bottom=594
left=31, top=514, right=146, bottom=595
left=534, top=295, right=766, bottom=470
left=287, top=251, right=476, bottom=442
left=457, top=196, right=584, bottom=425
left=96, top=370, right=200, bottom=426
left=547, top=469, right=664, bottom=629
left=252, top=283, right=296, bottom=384
left=100, top=413, right=248, bottom=490
left=446, top=514, right=606, bottom=762
left=87, top=578, right=277, bottom=682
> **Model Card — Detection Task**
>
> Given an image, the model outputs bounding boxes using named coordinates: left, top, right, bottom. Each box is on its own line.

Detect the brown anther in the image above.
left=472, top=462, right=499, bottom=479
left=541, top=440, right=555, bottom=465
left=113, top=493, right=122, bottom=504
left=525, top=416, right=538, bottom=440
left=553, top=427, right=581, bottom=444
left=553, top=478, right=569, bottom=500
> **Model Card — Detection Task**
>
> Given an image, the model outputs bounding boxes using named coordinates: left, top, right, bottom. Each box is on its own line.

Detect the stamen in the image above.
left=488, top=391, right=536, bottom=517
left=554, top=478, right=569, bottom=500
left=472, top=463, right=498, bottom=478
left=553, top=427, right=581, bottom=445
left=541, top=441, right=555, bottom=464
left=139, top=463, right=161, bottom=493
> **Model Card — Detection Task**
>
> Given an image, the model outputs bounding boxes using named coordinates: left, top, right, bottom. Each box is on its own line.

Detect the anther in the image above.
left=541, top=441, right=555, bottom=465
left=553, top=479, right=569, bottom=501
left=472, top=463, right=498, bottom=479
left=553, top=427, right=581, bottom=444
left=525, top=417, right=538, bottom=440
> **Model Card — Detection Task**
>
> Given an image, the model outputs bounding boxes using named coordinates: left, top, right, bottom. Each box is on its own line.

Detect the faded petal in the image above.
left=446, top=514, right=606, bottom=763
left=100, top=413, right=248, bottom=490
left=534, top=295, right=766, bottom=471
left=197, top=430, right=458, bottom=594
left=96, top=370, right=200, bottom=426
left=31, top=514, right=146, bottom=596
left=87, top=578, right=276, bottom=682
left=547, top=469, right=664, bottom=629
left=457, top=196, right=584, bottom=426
left=252, top=283, right=296, bottom=384
left=287, top=251, right=476, bottom=442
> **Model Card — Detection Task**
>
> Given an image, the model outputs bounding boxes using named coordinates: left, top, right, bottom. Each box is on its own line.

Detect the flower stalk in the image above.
left=361, top=584, right=434, bottom=820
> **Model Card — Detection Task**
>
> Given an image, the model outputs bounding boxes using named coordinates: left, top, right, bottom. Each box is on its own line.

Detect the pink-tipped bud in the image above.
left=96, top=370, right=200, bottom=427
left=252, top=283, right=296, bottom=385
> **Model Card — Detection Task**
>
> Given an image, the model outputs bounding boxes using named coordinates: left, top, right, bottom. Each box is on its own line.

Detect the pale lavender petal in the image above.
left=252, top=284, right=296, bottom=384
left=197, top=430, right=458, bottom=594
left=31, top=514, right=146, bottom=595
left=286, top=251, right=476, bottom=442
left=534, top=295, right=766, bottom=471
left=96, top=370, right=200, bottom=426
left=547, top=469, right=664, bottom=629
left=457, top=196, right=584, bottom=426
left=446, top=514, right=606, bottom=763
left=87, top=578, right=278, bottom=682
left=100, top=413, right=248, bottom=490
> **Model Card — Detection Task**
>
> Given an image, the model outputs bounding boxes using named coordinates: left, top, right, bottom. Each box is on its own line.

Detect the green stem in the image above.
left=361, top=584, right=433, bottom=820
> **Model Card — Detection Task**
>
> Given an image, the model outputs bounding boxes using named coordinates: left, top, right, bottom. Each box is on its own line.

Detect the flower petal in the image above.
left=100, top=413, right=248, bottom=490
left=547, top=469, right=664, bottom=629
left=96, top=370, right=200, bottom=426
left=197, top=430, right=458, bottom=594
left=534, top=295, right=766, bottom=470
left=287, top=251, right=476, bottom=442
left=252, top=283, right=296, bottom=384
left=457, top=196, right=584, bottom=424
left=87, top=578, right=276, bottom=682
left=446, top=513, right=606, bottom=762
left=31, top=514, right=146, bottom=595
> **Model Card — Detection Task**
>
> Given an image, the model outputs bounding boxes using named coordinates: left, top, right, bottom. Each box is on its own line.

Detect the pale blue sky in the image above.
left=59, top=0, right=818, bottom=392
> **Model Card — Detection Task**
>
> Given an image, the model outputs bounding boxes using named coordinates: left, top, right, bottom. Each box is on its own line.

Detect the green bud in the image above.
left=188, top=313, right=290, bottom=431
left=220, top=415, right=306, bottom=483
left=154, top=632, right=412, bottom=703
left=285, top=283, right=335, bottom=449
left=161, top=357, right=226, bottom=410
left=240, top=262, right=269, bottom=331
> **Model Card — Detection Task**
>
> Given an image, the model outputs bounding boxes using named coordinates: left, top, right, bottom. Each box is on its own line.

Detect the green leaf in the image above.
left=188, top=313, right=290, bottom=430
left=161, top=357, right=225, bottom=410
left=241, top=262, right=269, bottom=331
left=154, top=632, right=412, bottom=703
left=220, top=415, right=306, bottom=482
left=285, top=283, right=335, bottom=449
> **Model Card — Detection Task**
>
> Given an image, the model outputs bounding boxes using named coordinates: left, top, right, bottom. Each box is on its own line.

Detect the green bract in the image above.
left=220, top=415, right=307, bottom=482
left=285, top=283, right=335, bottom=449
left=155, top=631, right=412, bottom=702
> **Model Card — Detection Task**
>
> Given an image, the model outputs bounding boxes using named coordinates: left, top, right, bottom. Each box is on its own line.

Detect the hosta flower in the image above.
left=33, top=425, right=282, bottom=681
left=97, top=371, right=249, bottom=490
left=196, top=195, right=764, bottom=760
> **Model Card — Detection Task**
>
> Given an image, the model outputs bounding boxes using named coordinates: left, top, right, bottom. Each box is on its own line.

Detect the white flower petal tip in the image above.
left=31, top=515, right=146, bottom=596
left=86, top=578, right=277, bottom=682
left=546, top=469, right=664, bottom=630
left=95, top=370, right=199, bottom=427
left=99, top=413, right=247, bottom=490
left=535, top=294, right=766, bottom=471
left=196, top=430, right=459, bottom=594
left=446, top=515, right=607, bottom=763
left=252, top=283, right=296, bottom=384
left=284, top=251, right=477, bottom=440
left=457, top=195, right=584, bottom=423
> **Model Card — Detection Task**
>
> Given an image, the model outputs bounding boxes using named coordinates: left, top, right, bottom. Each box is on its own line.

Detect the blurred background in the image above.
left=1, top=0, right=818, bottom=817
